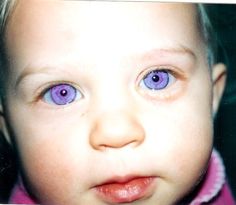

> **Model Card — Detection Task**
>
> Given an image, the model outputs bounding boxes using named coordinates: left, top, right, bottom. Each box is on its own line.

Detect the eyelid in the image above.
left=34, top=81, right=84, bottom=103
left=137, top=65, right=187, bottom=84
left=136, top=65, right=187, bottom=100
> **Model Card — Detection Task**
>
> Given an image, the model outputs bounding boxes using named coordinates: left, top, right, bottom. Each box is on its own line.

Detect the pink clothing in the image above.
left=9, top=149, right=235, bottom=204
left=189, top=149, right=235, bottom=205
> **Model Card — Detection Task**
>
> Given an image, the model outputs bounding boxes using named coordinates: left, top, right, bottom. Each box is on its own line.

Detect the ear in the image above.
left=212, top=63, right=227, bottom=116
left=0, top=99, right=12, bottom=145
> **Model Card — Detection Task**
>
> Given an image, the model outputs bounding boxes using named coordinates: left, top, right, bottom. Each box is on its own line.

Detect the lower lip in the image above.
left=94, top=177, right=156, bottom=203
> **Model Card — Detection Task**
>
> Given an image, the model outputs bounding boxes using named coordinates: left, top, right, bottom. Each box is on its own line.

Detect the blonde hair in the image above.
left=0, top=0, right=15, bottom=33
left=197, top=4, right=217, bottom=67
left=0, top=0, right=16, bottom=96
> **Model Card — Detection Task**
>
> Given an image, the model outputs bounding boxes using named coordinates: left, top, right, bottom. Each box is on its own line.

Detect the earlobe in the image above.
left=212, top=63, right=227, bottom=116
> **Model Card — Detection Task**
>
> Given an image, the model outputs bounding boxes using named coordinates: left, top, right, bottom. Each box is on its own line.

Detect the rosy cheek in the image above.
left=19, top=143, right=72, bottom=201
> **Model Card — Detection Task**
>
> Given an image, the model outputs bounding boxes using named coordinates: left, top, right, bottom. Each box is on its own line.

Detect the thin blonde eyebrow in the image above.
left=15, top=66, right=69, bottom=89
left=15, top=45, right=196, bottom=89
left=142, top=45, right=197, bottom=60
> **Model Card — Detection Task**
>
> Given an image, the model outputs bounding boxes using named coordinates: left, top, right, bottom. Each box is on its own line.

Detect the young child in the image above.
left=0, top=1, right=235, bottom=204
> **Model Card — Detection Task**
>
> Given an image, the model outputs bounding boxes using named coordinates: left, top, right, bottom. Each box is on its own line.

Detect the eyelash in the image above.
left=35, top=66, right=183, bottom=106
left=37, top=82, right=83, bottom=106
left=137, top=66, right=184, bottom=98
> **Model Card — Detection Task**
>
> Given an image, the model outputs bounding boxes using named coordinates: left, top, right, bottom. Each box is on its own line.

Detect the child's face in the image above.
left=1, top=1, right=226, bottom=205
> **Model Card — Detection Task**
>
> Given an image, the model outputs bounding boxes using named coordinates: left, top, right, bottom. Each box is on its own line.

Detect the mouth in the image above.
left=93, top=176, right=156, bottom=204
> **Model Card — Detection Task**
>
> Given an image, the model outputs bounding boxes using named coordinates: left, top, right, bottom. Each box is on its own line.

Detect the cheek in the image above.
left=142, top=99, right=213, bottom=170
left=140, top=80, right=213, bottom=155
left=16, top=130, right=94, bottom=204
left=167, top=109, right=213, bottom=179
left=139, top=77, right=213, bottom=197
left=6, top=105, right=93, bottom=203
left=146, top=68, right=213, bottom=157
left=19, top=142, right=82, bottom=203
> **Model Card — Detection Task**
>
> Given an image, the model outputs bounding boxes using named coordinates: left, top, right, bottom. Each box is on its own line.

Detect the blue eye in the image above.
left=140, top=70, right=174, bottom=90
left=43, top=84, right=82, bottom=105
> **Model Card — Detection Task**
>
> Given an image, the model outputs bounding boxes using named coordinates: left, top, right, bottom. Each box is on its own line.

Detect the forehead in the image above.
left=6, top=1, right=202, bottom=72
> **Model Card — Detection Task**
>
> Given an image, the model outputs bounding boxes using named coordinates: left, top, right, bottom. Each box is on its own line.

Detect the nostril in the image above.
left=97, top=138, right=143, bottom=151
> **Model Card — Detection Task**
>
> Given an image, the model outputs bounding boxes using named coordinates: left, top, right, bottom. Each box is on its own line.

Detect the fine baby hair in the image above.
left=0, top=1, right=235, bottom=205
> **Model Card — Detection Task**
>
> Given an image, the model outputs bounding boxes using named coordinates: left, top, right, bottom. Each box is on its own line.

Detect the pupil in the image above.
left=152, top=74, right=160, bottom=82
left=60, top=89, right=68, bottom=96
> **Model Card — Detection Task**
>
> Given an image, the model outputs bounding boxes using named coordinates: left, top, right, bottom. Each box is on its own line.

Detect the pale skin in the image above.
left=0, top=1, right=226, bottom=205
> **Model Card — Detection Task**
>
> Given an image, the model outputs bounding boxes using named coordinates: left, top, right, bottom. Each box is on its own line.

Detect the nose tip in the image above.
left=89, top=112, right=145, bottom=150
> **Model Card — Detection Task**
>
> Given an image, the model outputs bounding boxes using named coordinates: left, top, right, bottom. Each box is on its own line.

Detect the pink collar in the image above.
left=190, top=149, right=225, bottom=204
left=9, top=176, right=37, bottom=204
left=9, top=149, right=226, bottom=204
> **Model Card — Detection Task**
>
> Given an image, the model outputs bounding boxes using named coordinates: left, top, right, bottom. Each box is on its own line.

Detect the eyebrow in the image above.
left=15, top=44, right=197, bottom=89
left=141, top=45, right=197, bottom=61
left=15, top=66, right=72, bottom=89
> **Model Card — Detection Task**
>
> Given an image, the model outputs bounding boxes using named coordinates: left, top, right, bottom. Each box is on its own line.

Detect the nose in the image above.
left=89, top=111, right=145, bottom=150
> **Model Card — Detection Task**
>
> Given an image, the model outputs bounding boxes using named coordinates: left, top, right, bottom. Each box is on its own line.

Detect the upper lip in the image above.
left=94, top=175, right=155, bottom=187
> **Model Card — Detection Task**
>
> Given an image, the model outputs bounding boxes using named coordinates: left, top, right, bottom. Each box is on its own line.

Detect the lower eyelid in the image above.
left=138, top=81, right=184, bottom=101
